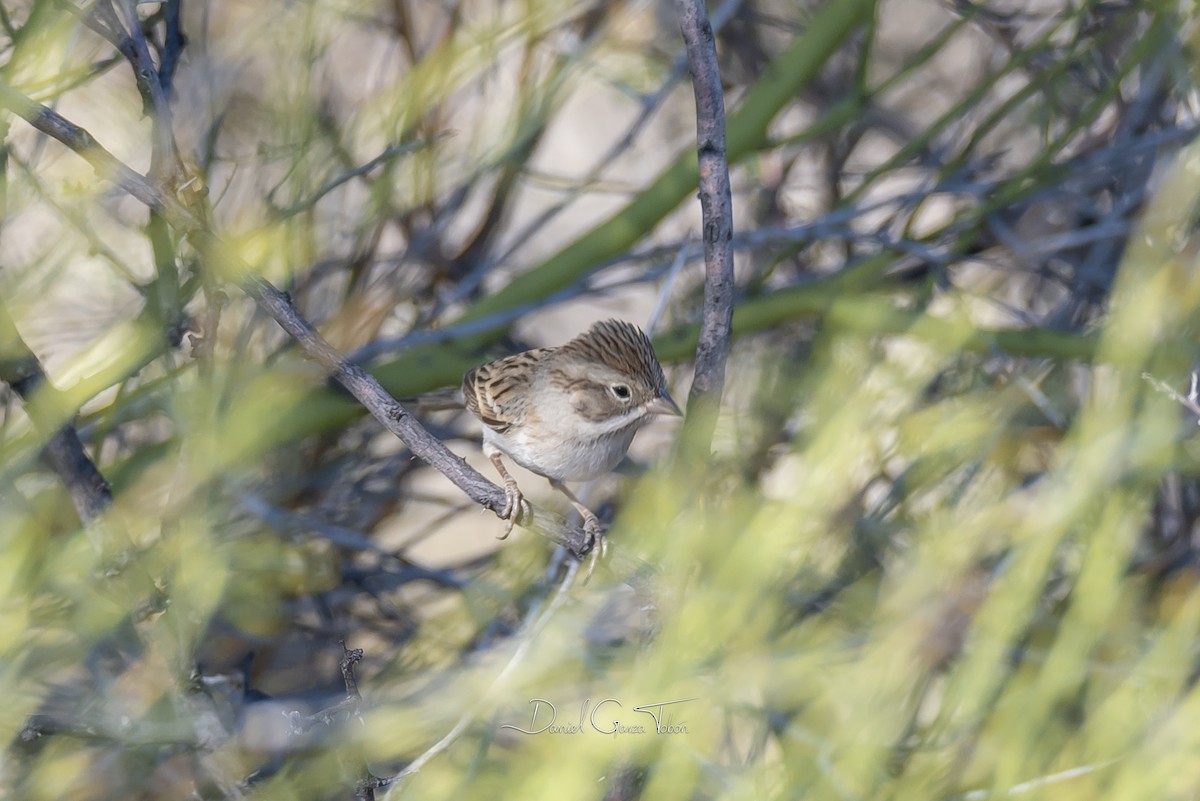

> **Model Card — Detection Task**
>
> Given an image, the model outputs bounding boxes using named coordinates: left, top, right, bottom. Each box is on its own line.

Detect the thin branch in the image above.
left=337, top=642, right=377, bottom=801
left=647, top=240, right=693, bottom=332
left=238, top=273, right=591, bottom=557
left=158, top=0, right=186, bottom=98
left=949, top=758, right=1122, bottom=801
left=0, top=295, right=112, bottom=523
left=271, top=134, right=450, bottom=219
left=89, top=0, right=179, bottom=176
left=0, top=79, right=175, bottom=210
left=675, top=0, right=735, bottom=450
left=1142, top=372, right=1200, bottom=423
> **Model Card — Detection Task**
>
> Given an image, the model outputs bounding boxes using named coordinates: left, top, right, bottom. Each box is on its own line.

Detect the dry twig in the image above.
left=675, top=0, right=735, bottom=451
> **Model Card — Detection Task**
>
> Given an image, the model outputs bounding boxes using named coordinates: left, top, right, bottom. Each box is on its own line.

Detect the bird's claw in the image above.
left=582, top=514, right=606, bottom=583
left=497, top=479, right=530, bottom=539
left=583, top=516, right=606, bottom=556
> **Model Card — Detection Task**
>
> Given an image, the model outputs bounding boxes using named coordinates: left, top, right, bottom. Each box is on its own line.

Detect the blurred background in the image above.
left=3, top=0, right=1200, bottom=798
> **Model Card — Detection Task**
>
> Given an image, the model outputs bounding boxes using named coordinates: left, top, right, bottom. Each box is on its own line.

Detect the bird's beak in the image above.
left=646, top=390, right=683, bottom=417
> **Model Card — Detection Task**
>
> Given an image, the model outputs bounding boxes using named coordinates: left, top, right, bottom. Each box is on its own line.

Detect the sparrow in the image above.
left=461, top=319, right=681, bottom=548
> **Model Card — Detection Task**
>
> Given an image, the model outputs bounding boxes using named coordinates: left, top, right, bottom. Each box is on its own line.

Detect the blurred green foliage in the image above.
left=2, top=0, right=1200, bottom=799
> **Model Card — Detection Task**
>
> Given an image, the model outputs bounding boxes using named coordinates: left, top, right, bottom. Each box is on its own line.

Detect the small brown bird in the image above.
left=462, top=319, right=681, bottom=546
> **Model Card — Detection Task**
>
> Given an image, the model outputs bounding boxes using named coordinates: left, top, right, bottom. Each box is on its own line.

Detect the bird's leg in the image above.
left=489, top=452, right=529, bottom=538
left=549, top=479, right=606, bottom=563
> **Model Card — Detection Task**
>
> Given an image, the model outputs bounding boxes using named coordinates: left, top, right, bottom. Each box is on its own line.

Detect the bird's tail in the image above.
left=400, top=386, right=465, bottom=412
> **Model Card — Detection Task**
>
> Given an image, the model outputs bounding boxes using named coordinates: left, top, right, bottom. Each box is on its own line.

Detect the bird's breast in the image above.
left=483, top=424, right=638, bottom=482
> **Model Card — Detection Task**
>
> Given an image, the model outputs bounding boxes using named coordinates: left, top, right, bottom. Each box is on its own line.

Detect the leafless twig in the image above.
left=675, top=0, right=735, bottom=449
left=271, top=134, right=450, bottom=219
left=0, top=298, right=112, bottom=523
left=338, top=643, right=388, bottom=801
left=88, top=0, right=179, bottom=177
left=157, top=0, right=186, bottom=98
left=1143, top=372, right=1200, bottom=423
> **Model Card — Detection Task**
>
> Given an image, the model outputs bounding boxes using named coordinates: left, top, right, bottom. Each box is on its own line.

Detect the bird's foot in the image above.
left=582, top=512, right=606, bottom=583
left=497, top=478, right=531, bottom=539
left=581, top=512, right=606, bottom=556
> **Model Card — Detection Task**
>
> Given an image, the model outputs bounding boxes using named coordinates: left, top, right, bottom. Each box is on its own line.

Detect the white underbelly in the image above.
left=484, top=427, right=636, bottom=482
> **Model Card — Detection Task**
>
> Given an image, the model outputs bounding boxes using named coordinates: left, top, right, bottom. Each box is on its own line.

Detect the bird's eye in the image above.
left=611, top=384, right=631, bottom=401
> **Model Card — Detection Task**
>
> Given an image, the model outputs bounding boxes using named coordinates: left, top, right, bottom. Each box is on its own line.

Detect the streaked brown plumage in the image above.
left=461, top=319, right=680, bottom=547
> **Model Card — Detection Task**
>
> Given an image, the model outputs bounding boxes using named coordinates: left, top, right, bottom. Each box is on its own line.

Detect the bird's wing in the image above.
left=462, top=348, right=553, bottom=434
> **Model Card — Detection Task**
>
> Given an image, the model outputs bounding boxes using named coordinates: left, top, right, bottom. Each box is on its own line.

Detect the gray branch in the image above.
left=674, top=0, right=735, bottom=450
left=0, top=301, right=112, bottom=522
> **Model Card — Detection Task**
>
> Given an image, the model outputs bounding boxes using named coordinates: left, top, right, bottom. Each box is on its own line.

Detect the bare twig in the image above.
left=647, top=241, right=693, bottom=333
left=158, top=0, right=186, bottom=98
left=286, top=642, right=386, bottom=800
left=949, top=758, right=1122, bottom=801
left=0, top=299, right=112, bottom=523
left=1142, top=372, right=1200, bottom=423
left=271, top=135, right=450, bottom=219
left=675, top=0, right=736, bottom=450
left=0, top=80, right=176, bottom=211
left=89, top=0, right=179, bottom=177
